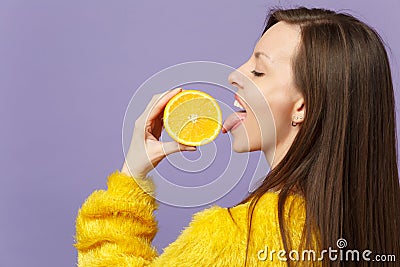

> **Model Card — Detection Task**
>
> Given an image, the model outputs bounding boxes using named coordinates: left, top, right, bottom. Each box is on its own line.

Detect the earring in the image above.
left=291, top=115, right=303, bottom=127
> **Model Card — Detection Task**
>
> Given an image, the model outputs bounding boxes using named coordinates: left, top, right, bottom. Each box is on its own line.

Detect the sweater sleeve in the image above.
left=74, top=171, right=247, bottom=267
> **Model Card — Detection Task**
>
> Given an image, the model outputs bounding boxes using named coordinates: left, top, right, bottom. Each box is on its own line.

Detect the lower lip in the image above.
left=231, top=118, right=245, bottom=131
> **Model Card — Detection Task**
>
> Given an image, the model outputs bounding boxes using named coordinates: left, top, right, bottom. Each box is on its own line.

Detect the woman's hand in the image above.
left=121, top=88, right=196, bottom=179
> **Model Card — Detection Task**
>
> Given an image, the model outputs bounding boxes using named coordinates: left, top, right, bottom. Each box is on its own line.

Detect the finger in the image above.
left=145, top=88, right=182, bottom=122
left=162, top=141, right=196, bottom=156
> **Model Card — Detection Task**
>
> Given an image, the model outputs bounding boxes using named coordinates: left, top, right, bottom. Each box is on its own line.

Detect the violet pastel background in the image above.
left=1, top=1, right=399, bottom=266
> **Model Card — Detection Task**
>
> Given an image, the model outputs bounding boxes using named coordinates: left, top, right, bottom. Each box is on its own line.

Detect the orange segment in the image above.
left=163, top=89, right=222, bottom=146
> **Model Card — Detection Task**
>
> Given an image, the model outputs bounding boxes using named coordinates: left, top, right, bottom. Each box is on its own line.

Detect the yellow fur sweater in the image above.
left=74, top=171, right=308, bottom=266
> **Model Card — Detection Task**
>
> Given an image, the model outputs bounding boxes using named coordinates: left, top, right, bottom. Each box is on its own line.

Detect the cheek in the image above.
left=241, top=96, right=275, bottom=151
left=266, top=92, right=294, bottom=141
left=251, top=79, right=295, bottom=144
left=246, top=81, right=287, bottom=128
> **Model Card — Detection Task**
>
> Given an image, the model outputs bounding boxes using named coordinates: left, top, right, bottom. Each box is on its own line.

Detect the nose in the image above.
left=228, top=68, right=244, bottom=90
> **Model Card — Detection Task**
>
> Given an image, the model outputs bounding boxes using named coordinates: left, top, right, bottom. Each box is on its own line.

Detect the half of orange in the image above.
left=163, top=89, right=222, bottom=146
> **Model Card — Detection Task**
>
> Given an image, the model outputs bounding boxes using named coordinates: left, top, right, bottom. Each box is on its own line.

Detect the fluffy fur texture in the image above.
left=74, top=171, right=308, bottom=266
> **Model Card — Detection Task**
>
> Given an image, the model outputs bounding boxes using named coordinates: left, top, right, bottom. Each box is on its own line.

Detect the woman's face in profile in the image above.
left=227, top=21, right=305, bottom=165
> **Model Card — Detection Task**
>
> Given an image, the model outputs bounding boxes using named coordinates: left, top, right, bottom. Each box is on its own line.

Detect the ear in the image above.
left=291, top=98, right=305, bottom=125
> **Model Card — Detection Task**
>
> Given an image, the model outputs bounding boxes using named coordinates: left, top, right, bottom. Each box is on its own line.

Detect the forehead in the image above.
left=254, top=21, right=301, bottom=63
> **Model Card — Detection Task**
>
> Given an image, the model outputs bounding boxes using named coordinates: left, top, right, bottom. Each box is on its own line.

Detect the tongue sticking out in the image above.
left=222, top=111, right=247, bottom=133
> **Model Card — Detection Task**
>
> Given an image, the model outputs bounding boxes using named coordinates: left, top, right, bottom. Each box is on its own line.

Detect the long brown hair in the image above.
left=238, top=7, right=400, bottom=266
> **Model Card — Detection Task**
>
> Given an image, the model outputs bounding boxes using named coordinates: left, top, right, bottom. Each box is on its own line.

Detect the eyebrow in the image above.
left=254, top=51, right=273, bottom=63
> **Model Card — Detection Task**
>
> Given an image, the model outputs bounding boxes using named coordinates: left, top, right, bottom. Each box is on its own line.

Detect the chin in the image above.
left=231, top=134, right=253, bottom=153
left=230, top=128, right=248, bottom=152
left=232, top=140, right=262, bottom=153
left=232, top=143, right=248, bottom=153
left=231, top=126, right=261, bottom=153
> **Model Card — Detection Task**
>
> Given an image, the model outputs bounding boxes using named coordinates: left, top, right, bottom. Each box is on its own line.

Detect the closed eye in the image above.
left=251, top=70, right=264, bottom=77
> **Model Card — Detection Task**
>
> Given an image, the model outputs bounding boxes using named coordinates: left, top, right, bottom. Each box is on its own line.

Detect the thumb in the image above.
left=162, top=141, right=197, bottom=156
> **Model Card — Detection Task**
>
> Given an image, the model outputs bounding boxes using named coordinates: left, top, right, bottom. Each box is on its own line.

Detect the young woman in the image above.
left=74, top=7, right=400, bottom=266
